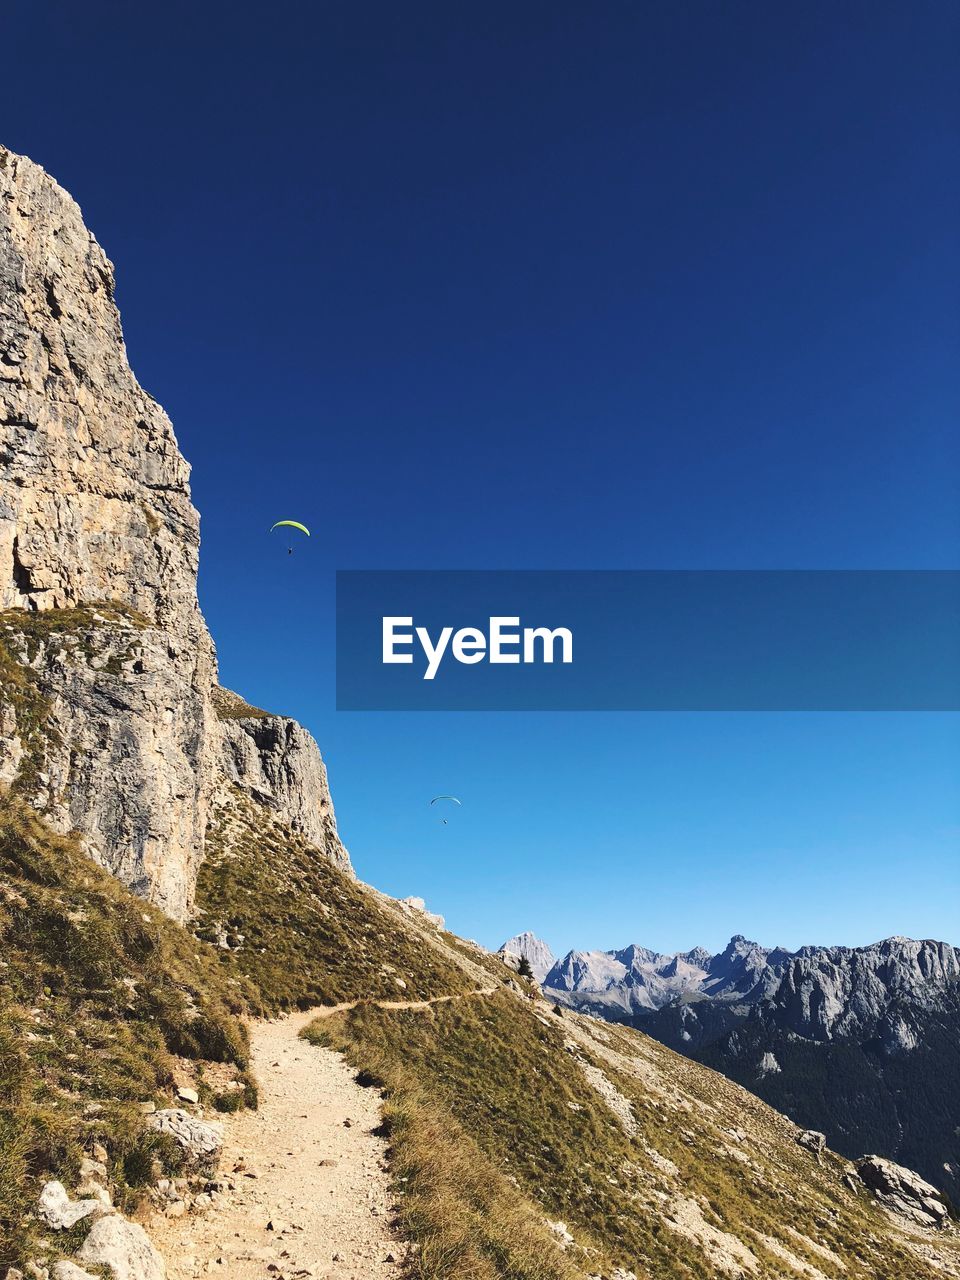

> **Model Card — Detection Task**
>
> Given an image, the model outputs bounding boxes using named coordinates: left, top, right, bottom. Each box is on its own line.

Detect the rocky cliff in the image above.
left=0, top=145, right=350, bottom=918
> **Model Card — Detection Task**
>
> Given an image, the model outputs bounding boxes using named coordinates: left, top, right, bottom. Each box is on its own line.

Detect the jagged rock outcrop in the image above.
left=215, top=688, right=350, bottom=872
left=544, top=933, right=960, bottom=1040
left=856, top=1156, right=949, bottom=1229
left=398, top=895, right=445, bottom=929
left=0, top=145, right=351, bottom=918
left=769, top=936, right=960, bottom=1042
left=544, top=940, right=725, bottom=1016
left=795, top=1129, right=826, bottom=1161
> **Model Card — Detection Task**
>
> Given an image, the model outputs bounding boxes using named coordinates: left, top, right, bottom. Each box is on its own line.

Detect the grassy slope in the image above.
left=307, top=992, right=960, bottom=1280
left=4, top=616, right=958, bottom=1279
left=193, top=788, right=475, bottom=1011
left=0, top=797, right=254, bottom=1271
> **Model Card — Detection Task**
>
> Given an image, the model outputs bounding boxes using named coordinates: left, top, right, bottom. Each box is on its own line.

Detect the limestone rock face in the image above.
left=0, top=607, right=214, bottom=918
left=216, top=696, right=351, bottom=873
left=0, top=147, right=203, bottom=631
left=0, top=145, right=351, bottom=917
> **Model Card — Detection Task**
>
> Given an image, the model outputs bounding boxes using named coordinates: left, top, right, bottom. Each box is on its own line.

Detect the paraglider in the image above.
left=270, top=520, right=310, bottom=555
left=430, top=795, right=461, bottom=825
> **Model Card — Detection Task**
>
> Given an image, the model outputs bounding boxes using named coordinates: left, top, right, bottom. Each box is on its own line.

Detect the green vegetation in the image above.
left=194, top=791, right=473, bottom=1012
left=0, top=796, right=252, bottom=1270
left=210, top=685, right=273, bottom=720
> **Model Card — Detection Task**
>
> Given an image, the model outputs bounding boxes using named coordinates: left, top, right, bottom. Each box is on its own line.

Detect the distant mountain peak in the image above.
left=497, top=931, right=556, bottom=982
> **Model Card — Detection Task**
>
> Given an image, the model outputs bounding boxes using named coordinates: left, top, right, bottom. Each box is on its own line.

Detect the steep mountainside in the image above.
left=538, top=931, right=960, bottom=1200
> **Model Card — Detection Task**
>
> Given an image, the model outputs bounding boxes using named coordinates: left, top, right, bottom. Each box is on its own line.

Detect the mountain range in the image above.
left=511, top=930, right=960, bottom=1202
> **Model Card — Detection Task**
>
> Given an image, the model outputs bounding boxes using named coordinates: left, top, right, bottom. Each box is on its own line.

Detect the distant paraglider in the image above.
left=430, top=795, right=461, bottom=825
left=270, top=520, right=311, bottom=555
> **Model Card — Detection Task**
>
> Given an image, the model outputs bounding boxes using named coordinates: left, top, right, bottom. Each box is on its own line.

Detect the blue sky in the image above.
left=5, top=1, right=958, bottom=955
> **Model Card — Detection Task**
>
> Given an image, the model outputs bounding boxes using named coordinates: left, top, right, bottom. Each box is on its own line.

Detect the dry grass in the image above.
left=194, top=791, right=473, bottom=1012
left=209, top=685, right=273, bottom=720
left=305, top=1013, right=585, bottom=1280
left=304, top=991, right=960, bottom=1280
left=0, top=795, right=253, bottom=1270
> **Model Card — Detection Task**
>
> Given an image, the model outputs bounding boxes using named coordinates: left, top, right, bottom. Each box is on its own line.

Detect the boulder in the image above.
left=53, top=1264, right=98, bottom=1280
left=37, top=1181, right=102, bottom=1230
left=795, top=1130, right=826, bottom=1161
left=856, top=1155, right=949, bottom=1228
left=546, top=1219, right=575, bottom=1247
left=78, top=1156, right=108, bottom=1183
left=147, top=1108, right=223, bottom=1170
left=76, top=1214, right=165, bottom=1280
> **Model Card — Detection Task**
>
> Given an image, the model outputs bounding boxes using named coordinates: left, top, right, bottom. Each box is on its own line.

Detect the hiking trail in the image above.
left=153, top=989, right=498, bottom=1279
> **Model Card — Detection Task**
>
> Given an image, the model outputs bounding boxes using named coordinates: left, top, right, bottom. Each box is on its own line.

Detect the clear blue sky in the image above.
left=6, top=1, right=958, bottom=956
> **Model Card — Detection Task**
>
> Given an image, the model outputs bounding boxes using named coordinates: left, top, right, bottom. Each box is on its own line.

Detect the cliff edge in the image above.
left=0, top=145, right=350, bottom=918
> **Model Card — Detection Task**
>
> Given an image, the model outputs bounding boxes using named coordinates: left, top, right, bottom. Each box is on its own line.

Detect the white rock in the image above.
left=498, top=932, right=557, bottom=982
left=52, top=1264, right=98, bottom=1280
left=77, top=1214, right=166, bottom=1280
left=148, top=1109, right=222, bottom=1169
left=546, top=1219, right=575, bottom=1247
left=37, top=1181, right=102, bottom=1230
left=398, top=896, right=445, bottom=929
left=175, top=1087, right=199, bottom=1105
left=856, top=1155, right=949, bottom=1228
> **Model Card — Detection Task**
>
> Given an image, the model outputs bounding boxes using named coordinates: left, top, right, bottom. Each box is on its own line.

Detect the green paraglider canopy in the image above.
left=270, top=520, right=311, bottom=537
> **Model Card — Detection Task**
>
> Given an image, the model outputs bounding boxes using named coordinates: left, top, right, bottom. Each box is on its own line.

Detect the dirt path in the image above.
left=308, top=987, right=498, bottom=1020
left=153, top=989, right=499, bottom=1279
left=153, top=1009, right=406, bottom=1280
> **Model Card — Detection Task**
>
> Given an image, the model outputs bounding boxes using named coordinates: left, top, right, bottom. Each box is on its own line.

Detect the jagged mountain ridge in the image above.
left=525, top=928, right=960, bottom=1199
left=540, top=932, right=959, bottom=1039
left=539, top=933, right=793, bottom=1018
left=0, top=144, right=350, bottom=919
